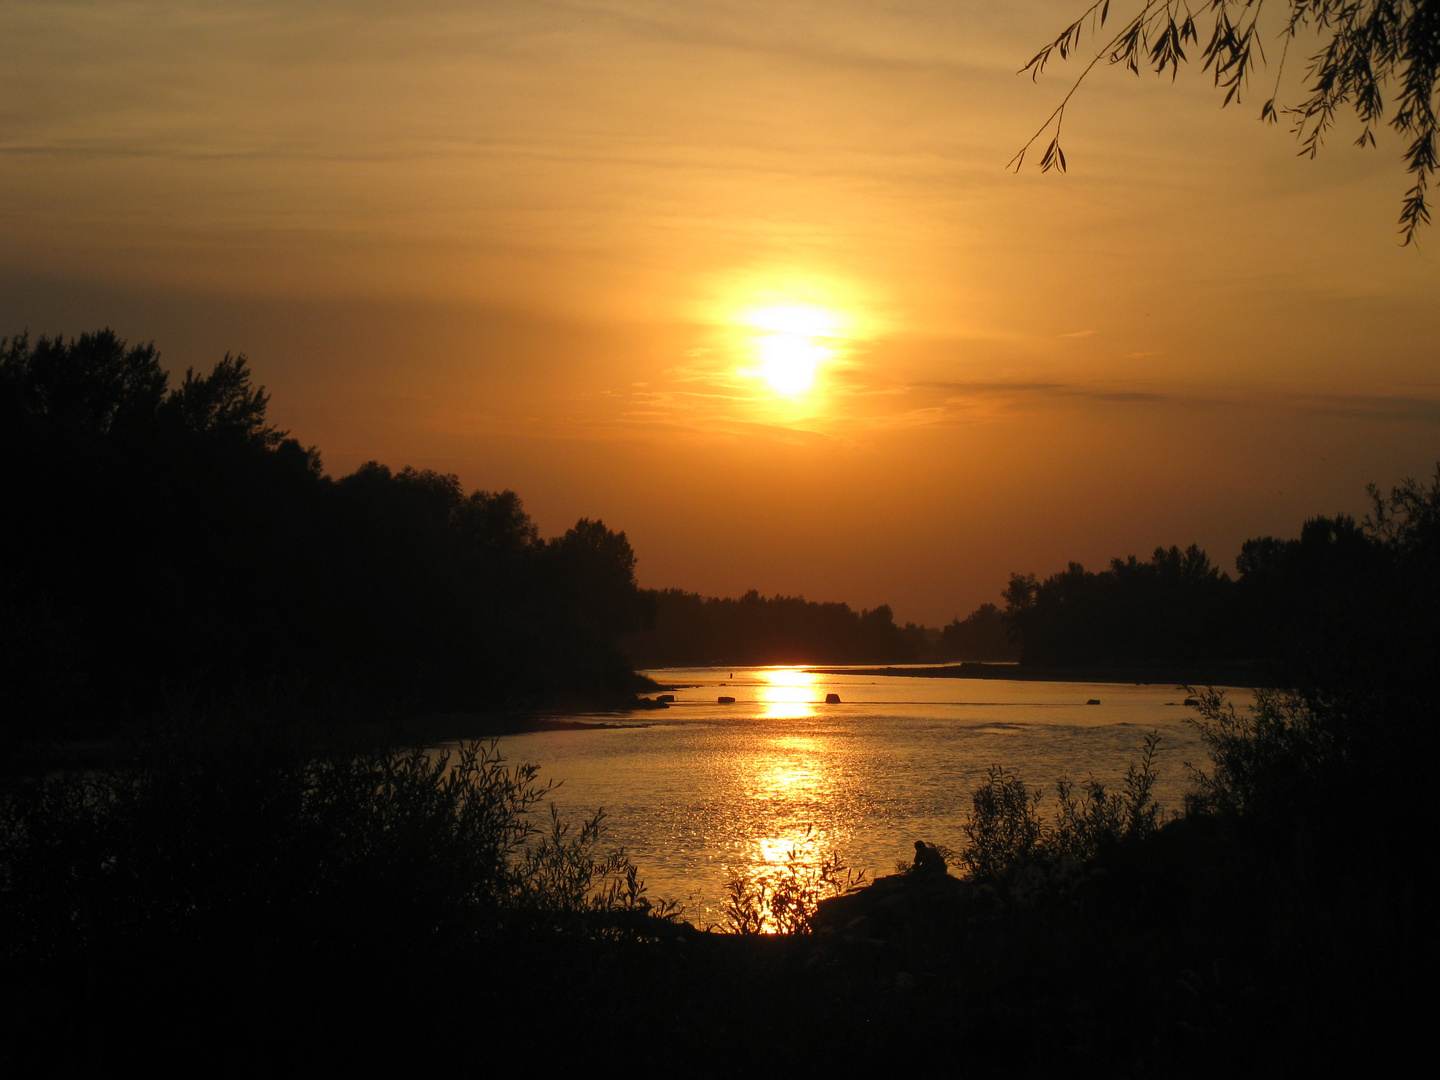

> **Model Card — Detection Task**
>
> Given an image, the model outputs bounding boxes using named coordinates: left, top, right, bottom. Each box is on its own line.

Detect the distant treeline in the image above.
left=621, top=589, right=913, bottom=667
left=621, top=590, right=1020, bottom=668
left=999, top=516, right=1409, bottom=679
left=935, top=602, right=1019, bottom=662
left=0, top=331, right=651, bottom=737
left=627, top=507, right=1435, bottom=678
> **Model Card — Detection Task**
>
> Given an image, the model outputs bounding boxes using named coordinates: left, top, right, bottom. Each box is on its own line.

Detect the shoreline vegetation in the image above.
left=807, top=661, right=1275, bottom=687
left=2, top=330, right=1435, bottom=1071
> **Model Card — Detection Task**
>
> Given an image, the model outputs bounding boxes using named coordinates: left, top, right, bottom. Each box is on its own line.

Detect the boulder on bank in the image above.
left=810, top=871, right=967, bottom=939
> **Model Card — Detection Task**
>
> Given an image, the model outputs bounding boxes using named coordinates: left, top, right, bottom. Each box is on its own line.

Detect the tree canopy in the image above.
left=0, top=330, right=652, bottom=740
left=1001, top=543, right=1233, bottom=667
left=1016, top=1, right=1440, bottom=242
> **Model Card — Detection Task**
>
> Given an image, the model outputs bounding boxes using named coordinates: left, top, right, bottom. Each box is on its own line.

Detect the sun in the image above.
left=757, top=333, right=827, bottom=395
left=741, top=304, right=841, bottom=397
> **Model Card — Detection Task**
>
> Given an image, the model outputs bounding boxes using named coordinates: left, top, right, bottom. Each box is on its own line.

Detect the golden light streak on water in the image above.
left=756, top=667, right=820, bottom=719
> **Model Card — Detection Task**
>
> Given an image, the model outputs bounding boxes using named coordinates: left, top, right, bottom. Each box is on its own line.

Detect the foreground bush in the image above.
left=721, top=842, right=865, bottom=934
left=0, top=733, right=682, bottom=1072
left=0, top=739, right=663, bottom=958
left=958, top=730, right=1164, bottom=883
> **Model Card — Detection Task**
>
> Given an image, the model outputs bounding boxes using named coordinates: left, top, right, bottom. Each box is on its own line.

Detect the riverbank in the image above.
left=391, top=709, right=650, bottom=744
left=808, top=660, right=1274, bottom=687
left=6, top=685, right=667, bottom=777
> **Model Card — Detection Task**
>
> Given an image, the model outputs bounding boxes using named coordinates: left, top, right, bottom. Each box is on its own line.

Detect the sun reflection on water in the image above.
left=730, top=825, right=852, bottom=933
left=757, top=667, right=819, bottom=719
left=750, top=736, right=826, bottom=801
left=720, top=710, right=858, bottom=930
left=753, top=830, right=824, bottom=869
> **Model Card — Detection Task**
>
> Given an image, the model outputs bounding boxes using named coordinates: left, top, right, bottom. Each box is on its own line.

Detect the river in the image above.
left=469, top=666, right=1236, bottom=927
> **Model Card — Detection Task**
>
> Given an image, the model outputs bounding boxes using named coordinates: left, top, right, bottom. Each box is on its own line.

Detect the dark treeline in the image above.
left=621, top=588, right=917, bottom=667
left=622, top=591, right=1020, bottom=668
left=0, top=330, right=652, bottom=740
left=936, top=601, right=1019, bottom=661
left=999, top=515, right=1416, bottom=681
left=635, top=513, right=1426, bottom=676
left=1002, top=543, right=1234, bottom=667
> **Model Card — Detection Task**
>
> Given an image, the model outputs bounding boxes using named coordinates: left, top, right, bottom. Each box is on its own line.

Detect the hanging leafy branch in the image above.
left=1011, top=1, right=1440, bottom=244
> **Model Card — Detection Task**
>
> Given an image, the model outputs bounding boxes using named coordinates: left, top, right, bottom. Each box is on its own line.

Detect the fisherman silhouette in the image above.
left=912, top=840, right=947, bottom=878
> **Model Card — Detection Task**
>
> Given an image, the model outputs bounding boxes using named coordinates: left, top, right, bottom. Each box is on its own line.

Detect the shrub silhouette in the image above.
left=721, top=839, right=864, bottom=934
left=958, top=731, right=1164, bottom=883
left=0, top=734, right=663, bottom=972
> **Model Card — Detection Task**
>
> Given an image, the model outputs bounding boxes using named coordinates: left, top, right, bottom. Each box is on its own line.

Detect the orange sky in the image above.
left=4, top=1, right=1437, bottom=625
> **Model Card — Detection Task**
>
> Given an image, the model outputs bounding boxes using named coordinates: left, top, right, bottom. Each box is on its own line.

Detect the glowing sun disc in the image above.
left=759, top=333, right=826, bottom=395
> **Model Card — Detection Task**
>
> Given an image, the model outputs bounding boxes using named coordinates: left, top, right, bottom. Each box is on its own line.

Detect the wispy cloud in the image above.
left=1280, top=391, right=1440, bottom=422
left=444, top=355, right=1440, bottom=447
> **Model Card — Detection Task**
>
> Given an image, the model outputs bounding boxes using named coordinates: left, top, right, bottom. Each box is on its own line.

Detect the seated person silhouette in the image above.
left=912, top=840, right=947, bottom=878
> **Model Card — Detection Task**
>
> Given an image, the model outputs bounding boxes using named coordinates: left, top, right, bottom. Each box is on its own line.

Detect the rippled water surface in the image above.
left=476, top=666, right=1234, bottom=926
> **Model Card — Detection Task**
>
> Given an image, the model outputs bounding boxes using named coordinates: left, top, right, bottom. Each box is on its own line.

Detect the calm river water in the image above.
left=470, top=666, right=1236, bottom=927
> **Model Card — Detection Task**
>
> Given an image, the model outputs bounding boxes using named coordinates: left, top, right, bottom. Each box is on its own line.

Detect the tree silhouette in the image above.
left=161, top=354, right=283, bottom=447
left=1001, top=544, right=1232, bottom=666
left=621, top=588, right=916, bottom=667
left=0, top=329, right=166, bottom=435
left=1016, top=1, right=1439, bottom=242
left=939, top=602, right=1020, bottom=662
left=1, top=329, right=658, bottom=733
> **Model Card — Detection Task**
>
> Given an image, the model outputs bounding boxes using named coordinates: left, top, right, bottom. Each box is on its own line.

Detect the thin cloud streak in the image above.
left=602, top=366, right=1440, bottom=440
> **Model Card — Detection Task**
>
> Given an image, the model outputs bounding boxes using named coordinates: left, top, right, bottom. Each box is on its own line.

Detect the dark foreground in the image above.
left=1, top=722, right=1426, bottom=1077
left=4, top=824, right=1419, bottom=1076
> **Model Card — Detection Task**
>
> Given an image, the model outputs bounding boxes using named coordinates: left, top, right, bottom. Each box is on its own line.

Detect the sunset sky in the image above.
left=4, top=1, right=1437, bottom=626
